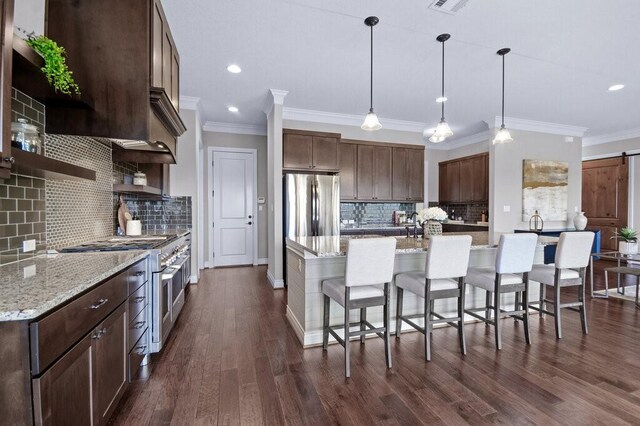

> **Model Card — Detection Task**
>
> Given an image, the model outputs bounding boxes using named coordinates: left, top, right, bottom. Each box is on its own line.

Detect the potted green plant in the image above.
left=18, top=28, right=80, bottom=96
left=612, top=227, right=638, bottom=254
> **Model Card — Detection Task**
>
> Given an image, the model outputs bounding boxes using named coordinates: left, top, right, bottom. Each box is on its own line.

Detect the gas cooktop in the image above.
left=60, top=235, right=178, bottom=253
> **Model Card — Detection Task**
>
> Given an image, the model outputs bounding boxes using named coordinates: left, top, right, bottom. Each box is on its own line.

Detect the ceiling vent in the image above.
left=428, top=0, right=470, bottom=15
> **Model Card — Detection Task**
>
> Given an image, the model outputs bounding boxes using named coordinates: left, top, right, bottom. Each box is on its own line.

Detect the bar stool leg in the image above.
left=523, top=277, right=531, bottom=345
left=344, top=290, right=351, bottom=378
left=458, top=277, right=467, bottom=356
left=579, top=280, right=588, bottom=335
left=494, top=286, right=502, bottom=350
left=395, top=287, right=403, bottom=338
left=383, top=283, right=392, bottom=368
left=485, top=290, right=492, bottom=322
left=360, top=308, right=366, bottom=344
left=604, top=270, right=609, bottom=298
left=514, top=291, right=521, bottom=324
left=636, top=276, right=640, bottom=309
left=539, top=284, right=546, bottom=319
left=323, top=295, right=330, bottom=351
left=554, top=281, right=562, bottom=339
left=424, top=290, right=432, bottom=361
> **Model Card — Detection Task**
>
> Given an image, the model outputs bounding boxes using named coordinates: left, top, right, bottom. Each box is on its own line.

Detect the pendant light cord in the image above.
left=370, top=24, right=374, bottom=112
left=441, top=39, right=445, bottom=120
left=501, top=53, right=505, bottom=127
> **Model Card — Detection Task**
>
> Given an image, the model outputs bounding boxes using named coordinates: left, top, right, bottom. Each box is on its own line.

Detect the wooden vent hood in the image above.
left=43, top=0, right=186, bottom=164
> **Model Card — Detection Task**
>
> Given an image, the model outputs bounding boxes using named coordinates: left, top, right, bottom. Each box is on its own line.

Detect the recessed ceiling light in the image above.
left=228, top=106, right=239, bottom=113
left=436, top=96, right=448, bottom=103
left=226, top=64, right=242, bottom=74
left=608, top=84, right=624, bottom=91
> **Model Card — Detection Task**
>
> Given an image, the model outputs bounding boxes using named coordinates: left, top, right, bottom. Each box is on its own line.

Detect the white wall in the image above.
left=490, top=129, right=583, bottom=243
left=14, top=0, right=45, bottom=35
left=170, top=109, right=201, bottom=282
left=202, top=132, right=268, bottom=264
left=583, top=138, right=640, bottom=230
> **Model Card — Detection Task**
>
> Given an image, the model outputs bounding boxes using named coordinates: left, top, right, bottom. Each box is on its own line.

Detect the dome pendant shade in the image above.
left=361, top=109, right=382, bottom=131
left=493, top=125, right=513, bottom=144
left=429, top=119, right=453, bottom=143
left=362, top=16, right=382, bottom=131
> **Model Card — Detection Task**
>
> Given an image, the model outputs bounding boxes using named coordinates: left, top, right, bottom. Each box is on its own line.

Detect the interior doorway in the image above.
left=209, top=148, right=257, bottom=267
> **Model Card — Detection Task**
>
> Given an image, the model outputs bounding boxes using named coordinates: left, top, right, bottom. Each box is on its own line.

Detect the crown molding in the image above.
left=203, top=121, right=267, bottom=136
left=582, top=127, right=640, bottom=147
left=263, top=89, right=289, bottom=116
left=282, top=107, right=427, bottom=133
left=491, top=116, right=588, bottom=137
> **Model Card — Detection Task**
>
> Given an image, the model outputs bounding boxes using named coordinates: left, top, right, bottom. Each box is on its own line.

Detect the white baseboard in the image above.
left=189, top=275, right=198, bottom=284
left=204, top=261, right=214, bottom=268
left=286, top=306, right=305, bottom=345
left=257, top=257, right=268, bottom=265
left=266, top=269, right=285, bottom=289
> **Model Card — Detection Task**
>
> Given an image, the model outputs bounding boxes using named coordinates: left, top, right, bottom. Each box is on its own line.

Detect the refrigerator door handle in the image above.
left=313, top=179, right=319, bottom=236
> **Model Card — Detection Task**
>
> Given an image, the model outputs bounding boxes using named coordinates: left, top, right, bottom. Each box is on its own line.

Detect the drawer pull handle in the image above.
left=133, top=321, right=146, bottom=329
left=135, top=271, right=145, bottom=276
left=132, top=296, right=145, bottom=303
left=92, top=327, right=107, bottom=340
left=90, top=299, right=109, bottom=309
left=134, top=345, right=147, bottom=355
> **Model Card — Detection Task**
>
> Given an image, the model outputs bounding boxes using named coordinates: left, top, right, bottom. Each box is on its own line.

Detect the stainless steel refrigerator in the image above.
left=284, top=174, right=340, bottom=238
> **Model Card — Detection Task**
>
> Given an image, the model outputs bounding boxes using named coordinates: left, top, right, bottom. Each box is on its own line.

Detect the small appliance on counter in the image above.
left=11, top=118, right=43, bottom=154
left=133, top=171, right=147, bottom=185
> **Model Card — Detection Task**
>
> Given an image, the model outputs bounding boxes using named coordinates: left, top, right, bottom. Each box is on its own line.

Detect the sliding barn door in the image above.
left=582, top=158, right=628, bottom=251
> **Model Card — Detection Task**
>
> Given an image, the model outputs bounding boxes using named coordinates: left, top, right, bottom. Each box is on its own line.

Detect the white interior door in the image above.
left=212, top=151, right=255, bottom=266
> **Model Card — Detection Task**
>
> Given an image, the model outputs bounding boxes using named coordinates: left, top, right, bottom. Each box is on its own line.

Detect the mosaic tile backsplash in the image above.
left=341, top=202, right=417, bottom=227
left=116, top=197, right=192, bottom=234
left=428, top=202, right=489, bottom=223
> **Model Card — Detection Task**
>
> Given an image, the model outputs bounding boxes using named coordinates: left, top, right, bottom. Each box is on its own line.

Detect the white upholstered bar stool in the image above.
left=395, top=235, right=472, bottom=361
left=322, top=237, right=397, bottom=378
left=528, top=232, right=594, bottom=339
left=464, top=233, right=538, bottom=350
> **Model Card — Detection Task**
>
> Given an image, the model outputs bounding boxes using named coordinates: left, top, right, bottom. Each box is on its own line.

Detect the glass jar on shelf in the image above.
left=11, top=118, right=44, bottom=154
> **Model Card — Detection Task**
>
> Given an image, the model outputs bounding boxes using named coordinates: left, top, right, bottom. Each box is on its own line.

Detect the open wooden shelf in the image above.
left=11, top=148, right=96, bottom=181
left=113, top=184, right=162, bottom=196
left=12, top=36, right=94, bottom=110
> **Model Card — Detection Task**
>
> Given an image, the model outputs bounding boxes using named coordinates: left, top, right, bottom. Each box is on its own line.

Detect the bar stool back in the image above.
left=464, top=233, right=538, bottom=350
left=322, top=237, right=397, bottom=378
left=395, top=235, right=472, bottom=361
left=528, top=231, right=594, bottom=339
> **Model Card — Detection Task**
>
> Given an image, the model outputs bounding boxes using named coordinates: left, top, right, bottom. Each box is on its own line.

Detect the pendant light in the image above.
left=493, top=48, right=513, bottom=144
left=429, top=33, right=453, bottom=143
left=361, top=16, right=382, bottom=131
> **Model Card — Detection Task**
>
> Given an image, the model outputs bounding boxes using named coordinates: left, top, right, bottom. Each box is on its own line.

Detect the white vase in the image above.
left=619, top=241, right=639, bottom=255
left=573, top=212, right=588, bottom=231
left=424, top=221, right=443, bottom=237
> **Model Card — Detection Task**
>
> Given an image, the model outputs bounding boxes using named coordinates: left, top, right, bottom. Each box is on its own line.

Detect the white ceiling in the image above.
left=163, top=0, right=640, bottom=140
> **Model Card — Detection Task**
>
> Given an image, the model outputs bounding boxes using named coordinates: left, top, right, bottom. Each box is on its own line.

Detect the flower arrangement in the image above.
left=417, top=207, right=448, bottom=224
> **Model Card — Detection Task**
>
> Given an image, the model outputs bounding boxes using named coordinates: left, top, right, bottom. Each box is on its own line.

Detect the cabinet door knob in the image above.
left=132, top=296, right=145, bottom=303
left=133, top=321, right=146, bottom=329
left=135, top=271, right=145, bottom=276
left=134, top=345, right=147, bottom=355
left=3, top=156, right=15, bottom=164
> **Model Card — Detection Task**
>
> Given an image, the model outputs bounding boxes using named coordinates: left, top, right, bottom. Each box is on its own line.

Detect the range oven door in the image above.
left=158, top=266, right=179, bottom=342
left=166, top=263, right=185, bottom=324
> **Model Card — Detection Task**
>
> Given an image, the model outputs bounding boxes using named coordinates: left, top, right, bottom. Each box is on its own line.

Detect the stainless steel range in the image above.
left=61, top=232, right=191, bottom=353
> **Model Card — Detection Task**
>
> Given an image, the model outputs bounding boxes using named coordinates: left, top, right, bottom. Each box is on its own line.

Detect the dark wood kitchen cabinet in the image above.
left=0, top=0, right=13, bottom=180
left=439, top=153, right=488, bottom=204
left=283, top=129, right=340, bottom=172
left=356, top=144, right=392, bottom=201
left=392, top=147, right=424, bottom=202
left=339, top=142, right=358, bottom=200
left=44, top=0, right=186, bottom=163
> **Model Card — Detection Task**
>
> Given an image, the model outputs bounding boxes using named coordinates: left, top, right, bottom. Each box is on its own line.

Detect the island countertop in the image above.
left=287, top=232, right=493, bottom=257
left=0, top=250, right=149, bottom=321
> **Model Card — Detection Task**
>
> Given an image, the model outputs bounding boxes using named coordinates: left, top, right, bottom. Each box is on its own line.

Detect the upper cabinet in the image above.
left=392, top=147, right=424, bottom=202
left=439, top=153, right=488, bottom=204
left=283, top=129, right=339, bottom=172
left=339, top=139, right=424, bottom=202
left=43, top=0, right=186, bottom=163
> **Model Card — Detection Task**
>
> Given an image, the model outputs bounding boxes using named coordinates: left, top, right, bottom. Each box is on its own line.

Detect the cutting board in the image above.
left=117, top=195, right=131, bottom=233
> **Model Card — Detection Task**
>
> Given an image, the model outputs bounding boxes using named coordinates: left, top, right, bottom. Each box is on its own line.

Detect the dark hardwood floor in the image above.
left=109, top=261, right=640, bottom=425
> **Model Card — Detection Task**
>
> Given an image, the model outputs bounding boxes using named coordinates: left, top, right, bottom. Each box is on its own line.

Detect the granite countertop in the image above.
left=0, top=251, right=149, bottom=321
left=287, top=232, right=493, bottom=257
left=341, top=222, right=489, bottom=231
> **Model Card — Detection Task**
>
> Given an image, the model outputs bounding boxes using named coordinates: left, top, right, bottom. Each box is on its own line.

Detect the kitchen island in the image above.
left=285, top=233, right=550, bottom=347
